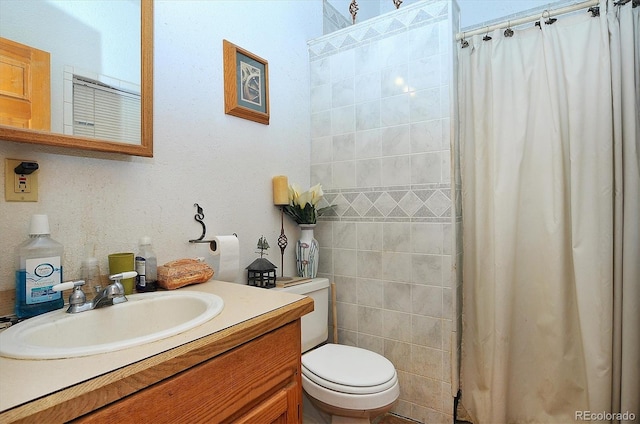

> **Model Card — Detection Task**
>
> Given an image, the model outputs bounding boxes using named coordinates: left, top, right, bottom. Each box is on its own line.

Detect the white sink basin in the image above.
left=0, top=291, right=224, bottom=360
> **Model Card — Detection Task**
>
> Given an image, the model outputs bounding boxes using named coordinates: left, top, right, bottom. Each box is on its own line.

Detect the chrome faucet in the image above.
left=53, top=271, right=136, bottom=314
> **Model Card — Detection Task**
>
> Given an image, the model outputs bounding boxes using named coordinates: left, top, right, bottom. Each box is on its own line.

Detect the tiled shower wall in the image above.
left=309, top=2, right=461, bottom=423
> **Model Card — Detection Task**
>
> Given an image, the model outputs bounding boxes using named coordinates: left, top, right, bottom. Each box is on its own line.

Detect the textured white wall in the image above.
left=0, top=1, right=322, bottom=291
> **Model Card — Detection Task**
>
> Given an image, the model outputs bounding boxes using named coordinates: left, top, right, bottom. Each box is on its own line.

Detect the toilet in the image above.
left=278, top=278, right=399, bottom=424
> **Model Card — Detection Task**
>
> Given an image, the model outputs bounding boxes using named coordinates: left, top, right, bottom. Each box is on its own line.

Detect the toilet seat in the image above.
left=301, top=344, right=398, bottom=395
left=302, top=372, right=400, bottom=411
left=301, top=344, right=400, bottom=411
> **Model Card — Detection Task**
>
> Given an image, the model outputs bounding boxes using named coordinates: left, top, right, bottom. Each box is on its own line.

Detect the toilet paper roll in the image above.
left=209, top=235, right=239, bottom=282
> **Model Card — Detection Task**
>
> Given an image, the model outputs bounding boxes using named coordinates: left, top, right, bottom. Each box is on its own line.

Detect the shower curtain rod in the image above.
left=455, top=0, right=599, bottom=40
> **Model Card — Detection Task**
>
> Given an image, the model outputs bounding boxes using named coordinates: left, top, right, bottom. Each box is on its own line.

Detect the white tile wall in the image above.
left=309, top=2, right=461, bottom=421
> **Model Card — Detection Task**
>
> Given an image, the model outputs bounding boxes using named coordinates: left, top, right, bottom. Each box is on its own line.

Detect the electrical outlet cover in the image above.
left=5, top=159, right=38, bottom=202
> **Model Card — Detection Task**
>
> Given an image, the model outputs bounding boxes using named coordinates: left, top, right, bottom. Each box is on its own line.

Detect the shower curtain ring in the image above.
left=543, top=9, right=557, bottom=25
left=460, top=32, right=469, bottom=48
left=504, top=21, right=514, bottom=37
left=483, top=26, right=492, bottom=41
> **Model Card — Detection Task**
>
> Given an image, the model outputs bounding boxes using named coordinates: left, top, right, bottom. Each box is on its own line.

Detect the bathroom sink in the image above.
left=0, top=291, right=224, bottom=360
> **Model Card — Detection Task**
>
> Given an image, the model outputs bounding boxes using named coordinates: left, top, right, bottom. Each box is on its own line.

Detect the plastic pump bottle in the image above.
left=15, top=214, right=64, bottom=318
left=135, top=236, right=157, bottom=292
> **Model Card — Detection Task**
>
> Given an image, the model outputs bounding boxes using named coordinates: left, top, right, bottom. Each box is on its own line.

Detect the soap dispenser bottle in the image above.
left=135, top=236, right=157, bottom=292
left=15, top=214, right=64, bottom=318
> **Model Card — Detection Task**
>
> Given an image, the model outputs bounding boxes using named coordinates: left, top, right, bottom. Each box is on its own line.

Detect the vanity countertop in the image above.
left=0, top=280, right=313, bottom=423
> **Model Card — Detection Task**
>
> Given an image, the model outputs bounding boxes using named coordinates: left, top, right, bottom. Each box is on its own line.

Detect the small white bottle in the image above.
left=135, top=236, right=157, bottom=292
left=80, top=257, right=101, bottom=291
left=15, top=214, right=64, bottom=318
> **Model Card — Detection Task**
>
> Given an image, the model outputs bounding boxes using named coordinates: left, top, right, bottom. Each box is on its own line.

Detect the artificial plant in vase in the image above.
left=282, top=183, right=333, bottom=225
left=282, top=183, right=334, bottom=278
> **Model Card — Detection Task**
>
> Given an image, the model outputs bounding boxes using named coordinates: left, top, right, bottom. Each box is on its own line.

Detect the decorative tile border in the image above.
left=311, top=0, right=449, bottom=61
left=323, top=0, right=350, bottom=33
left=318, top=184, right=452, bottom=223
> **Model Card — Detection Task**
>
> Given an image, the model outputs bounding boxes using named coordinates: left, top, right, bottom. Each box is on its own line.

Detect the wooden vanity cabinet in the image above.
left=75, top=320, right=302, bottom=423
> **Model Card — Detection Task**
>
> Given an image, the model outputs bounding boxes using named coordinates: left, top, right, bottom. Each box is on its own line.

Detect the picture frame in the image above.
left=223, top=40, right=269, bottom=125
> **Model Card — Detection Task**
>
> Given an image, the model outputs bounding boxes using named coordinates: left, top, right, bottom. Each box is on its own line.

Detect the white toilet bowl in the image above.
left=301, top=343, right=400, bottom=423
left=277, top=278, right=400, bottom=423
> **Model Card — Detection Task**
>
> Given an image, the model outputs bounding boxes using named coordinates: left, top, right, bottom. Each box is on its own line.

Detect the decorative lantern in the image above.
left=246, top=236, right=277, bottom=288
left=246, top=258, right=277, bottom=288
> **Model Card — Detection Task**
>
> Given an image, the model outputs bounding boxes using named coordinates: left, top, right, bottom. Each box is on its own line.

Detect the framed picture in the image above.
left=223, top=40, right=269, bottom=125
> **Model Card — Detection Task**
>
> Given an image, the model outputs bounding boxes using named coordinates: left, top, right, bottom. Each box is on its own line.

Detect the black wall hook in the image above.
left=189, top=203, right=211, bottom=243
left=188, top=204, right=237, bottom=244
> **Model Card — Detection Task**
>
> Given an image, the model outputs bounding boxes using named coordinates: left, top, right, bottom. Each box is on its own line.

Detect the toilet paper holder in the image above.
left=188, top=203, right=236, bottom=244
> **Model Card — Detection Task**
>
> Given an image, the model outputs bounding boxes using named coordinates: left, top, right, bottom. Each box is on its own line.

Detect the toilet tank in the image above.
left=276, top=278, right=329, bottom=353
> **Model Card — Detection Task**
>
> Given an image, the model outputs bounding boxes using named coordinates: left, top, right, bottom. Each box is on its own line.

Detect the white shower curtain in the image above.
left=609, top=0, right=640, bottom=420
left=458, top=1, right=639, bottom=422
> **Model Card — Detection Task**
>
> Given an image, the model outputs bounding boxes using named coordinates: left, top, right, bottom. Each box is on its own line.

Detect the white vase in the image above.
left=296, top=224, right=319, bottom=278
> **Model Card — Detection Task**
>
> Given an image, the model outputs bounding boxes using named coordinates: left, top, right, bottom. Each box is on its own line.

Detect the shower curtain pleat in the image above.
left=609, top=1, right=640, bottom=421
left=457, top=1, right=639, bottom=422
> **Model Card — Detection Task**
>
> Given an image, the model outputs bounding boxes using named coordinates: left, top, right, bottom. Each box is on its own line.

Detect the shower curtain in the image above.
left=457, top=1, right=639, bottom=422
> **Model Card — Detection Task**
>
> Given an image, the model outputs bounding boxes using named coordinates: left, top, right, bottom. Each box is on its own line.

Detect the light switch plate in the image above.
left=5, top=159, right=38, bottom=202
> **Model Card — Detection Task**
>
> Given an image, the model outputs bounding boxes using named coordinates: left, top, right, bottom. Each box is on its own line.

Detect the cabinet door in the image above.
left=0, top=37, right=50, bottom=130
left=75, top=320, right=302, bottom=424
left=235, top=383, right=299, bottom=424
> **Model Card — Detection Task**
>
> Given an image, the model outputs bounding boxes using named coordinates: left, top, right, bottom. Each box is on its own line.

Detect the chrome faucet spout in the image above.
left=92, top=281, right=126, bottom=309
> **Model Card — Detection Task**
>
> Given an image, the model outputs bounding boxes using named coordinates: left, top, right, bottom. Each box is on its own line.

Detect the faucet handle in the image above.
left=53, top=280, right=87, bottom=309
left=52, top=280, right=85, bottom=292
left=108, top=271, right=137, bottom=281
left=105, top=271, right=136, bottom=301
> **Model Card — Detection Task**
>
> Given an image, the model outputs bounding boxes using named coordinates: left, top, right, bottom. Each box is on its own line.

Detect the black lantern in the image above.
left=246, top=258, right=277, bottom=288
left=246, top=236, right=277, bottom=288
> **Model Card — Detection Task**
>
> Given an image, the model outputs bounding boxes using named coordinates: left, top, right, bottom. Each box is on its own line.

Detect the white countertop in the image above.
left=0, top=280, right=308, bottom=414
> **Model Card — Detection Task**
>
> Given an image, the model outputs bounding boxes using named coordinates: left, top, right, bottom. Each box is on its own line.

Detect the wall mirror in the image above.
left=0, top=0, right=153, bottom=157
